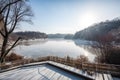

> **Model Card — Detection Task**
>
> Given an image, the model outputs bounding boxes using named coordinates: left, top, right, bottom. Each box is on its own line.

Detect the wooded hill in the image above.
left=73, top=18, right=120, bottom=42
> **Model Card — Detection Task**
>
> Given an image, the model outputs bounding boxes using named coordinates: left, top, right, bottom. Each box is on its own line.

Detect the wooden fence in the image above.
left=0, top=56, right=120, bottom=76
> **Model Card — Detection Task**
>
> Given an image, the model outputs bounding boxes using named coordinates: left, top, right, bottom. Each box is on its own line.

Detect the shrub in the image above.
left=76, top=55, right=89, bottom=63
left=5, top=53, right=23, bottom=62
left=95, top=46, right=120, bottom=65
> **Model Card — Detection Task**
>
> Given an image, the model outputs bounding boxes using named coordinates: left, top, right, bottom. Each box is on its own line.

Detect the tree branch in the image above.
left=0, top=0, right=22, bottom=14
left=4, top=3, right=11, bottom=34
left=9, top=16, right=17, bottom=34
left=3, top=37, right=21, bottom=58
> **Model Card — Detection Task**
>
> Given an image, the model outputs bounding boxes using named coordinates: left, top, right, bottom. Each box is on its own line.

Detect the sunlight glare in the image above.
left=79, top=11, right=97, bottom=28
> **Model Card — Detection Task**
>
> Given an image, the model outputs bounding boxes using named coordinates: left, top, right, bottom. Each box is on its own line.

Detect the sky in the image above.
left=17, top=0, right=120, bottom=34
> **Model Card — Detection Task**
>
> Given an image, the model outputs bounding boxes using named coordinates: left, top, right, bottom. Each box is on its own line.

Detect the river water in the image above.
left=13, top=39, right=96, bottom=62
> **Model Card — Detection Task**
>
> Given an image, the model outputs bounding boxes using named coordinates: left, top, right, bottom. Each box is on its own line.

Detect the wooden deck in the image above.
left=0, top=61, right=115, bottom=80
left=48, top=61, right=113, bottom=80
left=0, top=61, right=93, bottom=80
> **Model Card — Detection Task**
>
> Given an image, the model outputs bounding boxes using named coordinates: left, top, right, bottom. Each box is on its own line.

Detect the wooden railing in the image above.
left=0, top=56, right=120, bottom=76
left=46, top=56, right=120, bottom=75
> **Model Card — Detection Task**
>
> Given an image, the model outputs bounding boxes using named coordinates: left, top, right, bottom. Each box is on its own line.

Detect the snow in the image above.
left=0, top=61, right=114, bottom=80
left=0, top=62, right=85, bottom=80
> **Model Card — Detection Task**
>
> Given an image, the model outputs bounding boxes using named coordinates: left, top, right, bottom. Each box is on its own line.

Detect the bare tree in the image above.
left=0, top=0, right=33, bottom=63
left=94, top=34, right=114, bottom=63
left=76, top=55, right=89, bottom=63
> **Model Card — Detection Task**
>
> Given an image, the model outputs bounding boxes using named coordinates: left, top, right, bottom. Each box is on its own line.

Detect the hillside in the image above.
left=73, top=19, right=120, bottom=42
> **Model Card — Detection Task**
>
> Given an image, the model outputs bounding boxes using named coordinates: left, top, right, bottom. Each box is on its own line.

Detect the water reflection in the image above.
left=13, top=39, right=96, bottom=62
left=74, top=40, right=99, bottom=55
left=19, top=39, right=48, bottom=46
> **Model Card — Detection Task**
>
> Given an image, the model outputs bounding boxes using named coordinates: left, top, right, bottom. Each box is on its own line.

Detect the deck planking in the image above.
left=0, top=61, right=113, bottom=80
left=0, top=64, right=85, bottom=80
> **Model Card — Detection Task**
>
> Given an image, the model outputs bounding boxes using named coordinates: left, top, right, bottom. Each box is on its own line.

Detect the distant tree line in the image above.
left=13, top=31, right=47, bottom=40
left=47, top=33, right=73, bottom=39
left=48, top=33, right=66, bottom=38
left=64, top=34, right=74, bottom=39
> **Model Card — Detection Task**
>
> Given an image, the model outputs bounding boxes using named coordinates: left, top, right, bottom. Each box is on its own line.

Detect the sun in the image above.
left=79, top=11, right=97, bottom=28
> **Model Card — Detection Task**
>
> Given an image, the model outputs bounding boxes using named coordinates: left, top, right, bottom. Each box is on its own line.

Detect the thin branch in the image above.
left=0, top=0, right=22, bottom=14
left=9, top=16, right=17, bottom=34
left=7, top=18, right=13, bottom=25
left=8, top=3, right=18, bottom=34
left=4, top=3, right=11, bottom=34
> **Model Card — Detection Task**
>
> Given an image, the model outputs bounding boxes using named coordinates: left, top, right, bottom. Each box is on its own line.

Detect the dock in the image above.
left=0, top=61, right=113, bottom=80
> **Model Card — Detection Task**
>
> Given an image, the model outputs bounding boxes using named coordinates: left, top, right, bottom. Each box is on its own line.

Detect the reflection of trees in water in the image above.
left=19, top=41, right=30, bottom=46
left=73, top=40, right=100, bottom=55
left=18, top=39, right=48, bottom=46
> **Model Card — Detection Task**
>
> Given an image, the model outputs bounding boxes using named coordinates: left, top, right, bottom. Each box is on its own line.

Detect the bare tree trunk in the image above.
left=0, top=35, right=8, bottom=63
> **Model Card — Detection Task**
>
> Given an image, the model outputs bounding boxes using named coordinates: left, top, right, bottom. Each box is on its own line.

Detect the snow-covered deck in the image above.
left=0, top=61, right=93, bottom=80
left=0, top=61, right=113, bottom=80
